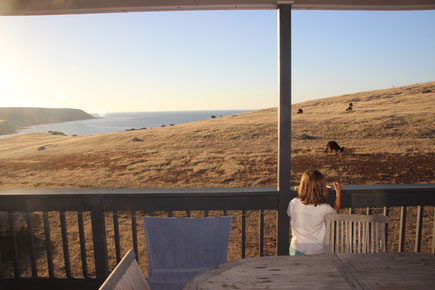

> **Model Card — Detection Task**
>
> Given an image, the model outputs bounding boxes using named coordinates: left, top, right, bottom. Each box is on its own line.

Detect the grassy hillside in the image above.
left=0, top=107, right=95, bottom=135
left=291, top=81, right=434, bottom=152
left=0, top=81, right=433, bottom=190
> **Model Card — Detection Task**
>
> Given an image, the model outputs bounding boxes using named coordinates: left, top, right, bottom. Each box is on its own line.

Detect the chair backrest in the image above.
left=325, top=214, right=389, bottom=254
left=143, top=216, right=232, bottom=290
left=99, top=249, right=150, bottom=290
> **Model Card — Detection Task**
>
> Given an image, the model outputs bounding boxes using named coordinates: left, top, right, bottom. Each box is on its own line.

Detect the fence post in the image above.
left=91, top=207, right=108, bottom=285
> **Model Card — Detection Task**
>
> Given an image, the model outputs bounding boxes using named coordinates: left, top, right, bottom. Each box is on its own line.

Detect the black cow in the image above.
left=325, top=141, right=344, bottom=153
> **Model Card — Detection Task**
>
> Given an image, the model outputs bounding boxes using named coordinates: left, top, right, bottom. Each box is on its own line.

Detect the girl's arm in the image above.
left=333, top=182, right=341, bottom=213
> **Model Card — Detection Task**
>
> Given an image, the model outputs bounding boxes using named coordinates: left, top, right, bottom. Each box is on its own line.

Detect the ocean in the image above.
left=10, top=110, right=250, bottom=137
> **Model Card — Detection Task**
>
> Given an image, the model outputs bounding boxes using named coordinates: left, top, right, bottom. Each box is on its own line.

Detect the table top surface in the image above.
left=184, top=253, right=435, bottom=289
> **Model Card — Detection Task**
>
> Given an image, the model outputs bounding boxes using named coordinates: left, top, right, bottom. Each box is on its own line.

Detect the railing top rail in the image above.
left=0, top=184, right=434, bottom=212
left=0, top=186, right=278, bottom=197
left=0, top=184, right=434, bottom=196
left=335, top=184, right=435, bottom=190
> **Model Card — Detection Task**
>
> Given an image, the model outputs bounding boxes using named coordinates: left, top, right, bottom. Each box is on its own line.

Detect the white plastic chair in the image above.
left=143, top=216, right=232, bottom=290
left=99, top=249, right=150, bottom=290
left=325, top=213, right=389, bottom=254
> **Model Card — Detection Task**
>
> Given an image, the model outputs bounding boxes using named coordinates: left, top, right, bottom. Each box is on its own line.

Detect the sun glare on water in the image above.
left=97, top=109, right=107, bottom=117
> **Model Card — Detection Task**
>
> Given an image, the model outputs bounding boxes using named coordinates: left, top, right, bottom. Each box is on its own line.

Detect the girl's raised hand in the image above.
left=334, top=182, right=341, bottom=196
left=333, top=182, right=342, bottom=212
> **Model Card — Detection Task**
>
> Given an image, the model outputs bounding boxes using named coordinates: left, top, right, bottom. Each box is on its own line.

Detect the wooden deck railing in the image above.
left=0, top=184, right=434, bottom=290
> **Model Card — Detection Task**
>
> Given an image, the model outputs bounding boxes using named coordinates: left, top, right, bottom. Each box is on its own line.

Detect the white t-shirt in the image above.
left=287, top=198, right=336, bottom=255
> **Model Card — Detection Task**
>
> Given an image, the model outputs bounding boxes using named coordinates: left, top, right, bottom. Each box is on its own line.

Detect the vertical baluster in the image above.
left=78, top=212, right=88, bottom=278
left=366, top=208, right=371, bottom=253
left=0, top=234, right=2, bottom=279
left=371, top=223, right=375, bottom=253
left=60, top=211, right=71, bottom=278
left=381, top=222, right=386, bottom=252
left=8, top=212, right=19, bottom=278
left=383, top=207, right=390, bottom=252
left=204, top=210, right=209, bottom=217
left=131, top=211, right=138, bottom=261
left=346, top=221, right=350, bottom=254
left=223, top=210, right=227, bottom=216
left=350, top=222, right=353, bottom=253
left=348, top=208, right=352, bottom=214
left=242, top=210, right=246, bottom=258
left=43, top=211, right=54, bottom=278
left=358, top=222, right=362, bottom=254
left=167, top=211, right=173, bottom=217
left=25, top=212, right=37, bottom=278
left=398, top=206, right=407, bottom=252
left=334, top=221, right=339, bottom=254
left=432, top=211, right=435, bottom=254
left=359, top=222, right=364, bottom=253
left=415, top=206, right=424, bottom=252
left=259, top=210, right=264, bottom=257
left=112, top=211, right=121, bottom=263
left=186, top=210, right=190, bottom=217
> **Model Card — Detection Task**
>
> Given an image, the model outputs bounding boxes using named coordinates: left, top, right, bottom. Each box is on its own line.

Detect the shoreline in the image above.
left=3, top=109, right=252, bottom=137
left=0, top=107, right=95, bottom=137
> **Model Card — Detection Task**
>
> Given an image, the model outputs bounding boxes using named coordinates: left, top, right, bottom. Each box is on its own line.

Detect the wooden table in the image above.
left=185, top=253, right=435, bottom=289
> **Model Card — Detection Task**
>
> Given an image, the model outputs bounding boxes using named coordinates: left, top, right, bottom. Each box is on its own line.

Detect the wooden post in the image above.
left=277, top=3, right=292, bottom=256
left=91, top=209, right=108, bottom=284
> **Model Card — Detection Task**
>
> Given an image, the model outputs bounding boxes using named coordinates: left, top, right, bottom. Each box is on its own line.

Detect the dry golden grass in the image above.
left=0, top=81, right=434, bottom=278
left=0, top=109, right=279, bottom=189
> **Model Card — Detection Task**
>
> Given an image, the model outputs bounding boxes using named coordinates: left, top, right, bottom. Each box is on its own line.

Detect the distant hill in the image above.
left=0, top=107, right=95, bottom=135
left=290, top=81, right=435, bottom=142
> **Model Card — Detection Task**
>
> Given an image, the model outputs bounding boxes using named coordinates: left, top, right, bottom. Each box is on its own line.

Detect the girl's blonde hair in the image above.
left=298, top=169, right=327, bottom=206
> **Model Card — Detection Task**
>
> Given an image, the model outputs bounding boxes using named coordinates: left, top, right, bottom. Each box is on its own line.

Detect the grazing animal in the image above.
left=297, top=108, right=303, bottom=114
left=346, top=102, right=353, bottom=111
left=325, top=141, right=344, bottom=153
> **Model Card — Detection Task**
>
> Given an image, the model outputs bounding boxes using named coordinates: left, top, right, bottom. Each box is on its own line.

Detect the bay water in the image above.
left=12, top=110, right=250, bottom=137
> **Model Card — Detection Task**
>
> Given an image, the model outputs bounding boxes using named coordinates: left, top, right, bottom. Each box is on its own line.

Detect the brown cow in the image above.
left=325, top=141, right=344, bottom=153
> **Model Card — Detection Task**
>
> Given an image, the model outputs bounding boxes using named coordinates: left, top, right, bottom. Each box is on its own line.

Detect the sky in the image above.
left=0, top=9, right=434, bottom=113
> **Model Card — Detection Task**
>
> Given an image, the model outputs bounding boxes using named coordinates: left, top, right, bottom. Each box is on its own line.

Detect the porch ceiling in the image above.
left=1, top=0, right=434, bottom=16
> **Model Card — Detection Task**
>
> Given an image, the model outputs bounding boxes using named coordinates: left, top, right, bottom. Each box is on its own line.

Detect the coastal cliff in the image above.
left=0, top=107, right=95, bottom=135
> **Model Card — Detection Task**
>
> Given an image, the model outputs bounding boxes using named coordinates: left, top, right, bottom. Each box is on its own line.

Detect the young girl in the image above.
left=287, top=169, right=341, bottom=255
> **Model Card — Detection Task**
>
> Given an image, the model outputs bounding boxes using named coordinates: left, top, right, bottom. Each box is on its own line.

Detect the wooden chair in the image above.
left=99, top=249, right=150, bottom=290
left=325, top=214, right=389, bottom=254
left=143, top=216, right=232, bottom=290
